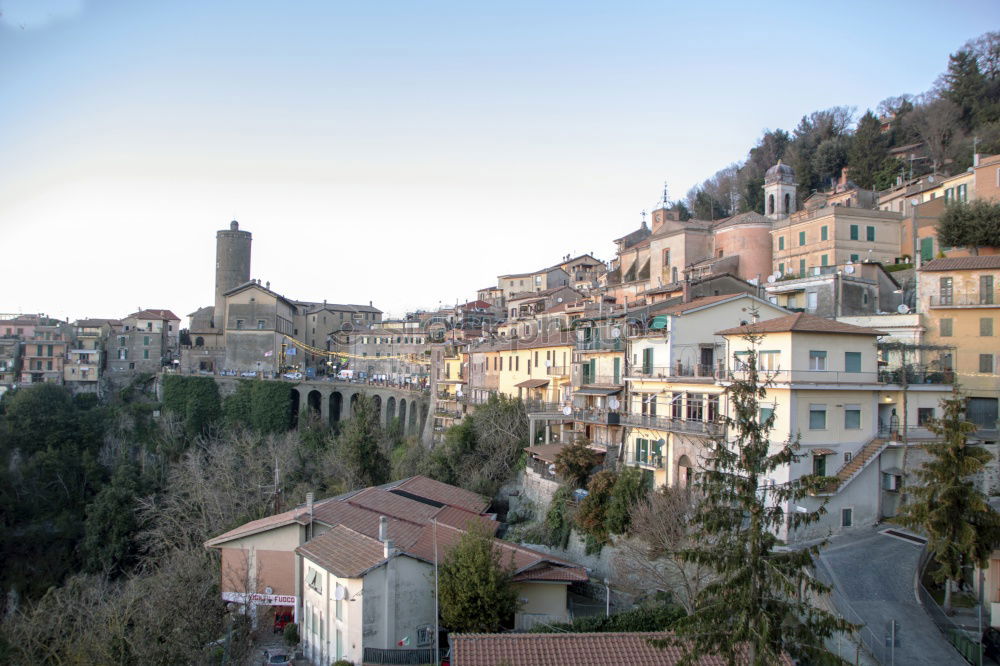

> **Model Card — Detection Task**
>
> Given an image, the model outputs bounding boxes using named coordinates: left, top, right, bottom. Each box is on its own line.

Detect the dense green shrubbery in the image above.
left=530, top=603, right=685, bottom=634
left=223, top=379, right=293, bottom=433
left=161, top=374, right=221, bottom=437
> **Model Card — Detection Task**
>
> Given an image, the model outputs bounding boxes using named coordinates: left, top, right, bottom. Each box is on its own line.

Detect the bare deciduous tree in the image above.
left=612, top=487, right=713, bottom=614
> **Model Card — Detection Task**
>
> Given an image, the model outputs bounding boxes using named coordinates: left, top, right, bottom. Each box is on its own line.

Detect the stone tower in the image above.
left=214, top=220, right=252, bottom=328
left=763, top=160, right=797, bottom=220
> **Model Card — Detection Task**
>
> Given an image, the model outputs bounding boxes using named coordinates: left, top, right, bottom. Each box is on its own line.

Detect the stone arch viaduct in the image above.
left=184, top=376, right=434, bottom=443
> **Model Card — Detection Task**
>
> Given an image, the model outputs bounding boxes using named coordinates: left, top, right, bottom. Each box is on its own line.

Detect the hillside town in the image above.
left=4, top=7, right=1000, bottom=666
left=4, top=147, right=1000, bottom=665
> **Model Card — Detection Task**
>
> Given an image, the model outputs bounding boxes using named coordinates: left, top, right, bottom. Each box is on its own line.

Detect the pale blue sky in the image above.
left=1, top=0, right=997, bottom=321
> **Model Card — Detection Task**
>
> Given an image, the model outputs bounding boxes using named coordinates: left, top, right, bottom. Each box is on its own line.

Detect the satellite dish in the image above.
left=611, top=327, right=621, bottom=338
left=844, top=265, right=855, bottom=275
left=767, top=275, right=776, bottom=284
left=609, top=398, right=620, bottom=410
left=897, top=304, right=910, bottom=314
left=456, top=390, right=463, bottom=397
left=557, top=297, right=564, bottom=303
left=334, top=584, right=347, bottom=601
left=562, top=406, right=572, bottom=416
left=545, top=359, right=552, bottom=367
left=547, top=463, right=557, bottom=475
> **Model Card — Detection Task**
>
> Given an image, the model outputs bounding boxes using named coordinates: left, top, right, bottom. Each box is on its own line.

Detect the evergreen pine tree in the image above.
left=336, top=394, right=390, bottom=487
left=438, top=523, right=520, bottom=633
left=667, top=332, right=854, bottom=665
left=848, top=110, right=888, bottom=189
left=942, top=49, right=989, bottom=131
left=898, top=392, right=1000, bottom=614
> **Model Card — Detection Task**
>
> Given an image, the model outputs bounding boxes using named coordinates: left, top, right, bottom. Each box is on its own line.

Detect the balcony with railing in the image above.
left=929, top=289, right=1000, bottom=308
left=576, top=373, right=623, bottom=387
left=524, top=399, right=566, bottom=415
left=719, top=366, right=883, bottom=385
left=575, top=337, right=624, bottom=352
left=877, top=366, right=954, bottom=385
left=570, top=408, right=621, bottom=426
left=546, top=365, right=570, bottom=376
left=618, top=412, right=722, bottom=436
left=627, top=453, right=665, bottom=469
left=628, top=363, right=720, bottom=381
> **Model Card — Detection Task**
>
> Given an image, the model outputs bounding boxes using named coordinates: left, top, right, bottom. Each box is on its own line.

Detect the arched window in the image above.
left=783, top=193, right=791, bottom=214
left=768, top=194, right=775, bottom=214
left=195, top=336, right=204, bottom=347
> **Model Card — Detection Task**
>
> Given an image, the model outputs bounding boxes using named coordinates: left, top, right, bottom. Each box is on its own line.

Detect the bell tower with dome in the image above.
left=764, top=160, right=797, bottom=220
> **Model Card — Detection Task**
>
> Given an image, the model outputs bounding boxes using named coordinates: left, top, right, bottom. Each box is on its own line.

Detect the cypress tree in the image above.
left=898, top=392, right=1000, bottom=614
left=848, top=110, right=888, bottom=189
left=667, top=332, right=854, bottom=665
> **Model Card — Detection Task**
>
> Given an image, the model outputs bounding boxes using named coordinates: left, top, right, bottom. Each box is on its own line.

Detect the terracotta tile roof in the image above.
left=511, top=564, right=588, bottom=582
left=391, top=476, right=490, bottom=513
left=711, top=210, right=771, bottom=231
left=404, top=522, right=585, bottom=583
left=657, top=293, right=746, bottom=315
left=516, top=378, right=550, bottom=389
left=715, top=312, right=883, bottom=337
left=919, top=256, right=1000, bottom=271
left=295, top=524, right=386, bottom=578
left=433, top=505, right=498, bottom=534
left=347, top=487, right=442, bottom=523
left=310, top=499, right=424, bottom=548
left=127, top=308, right=180, bottom=321
left=525, top=443, right=569, bottom=463
left=204, top=506, right=311, bottom=547
left=449, top=632, right=790, bottom=666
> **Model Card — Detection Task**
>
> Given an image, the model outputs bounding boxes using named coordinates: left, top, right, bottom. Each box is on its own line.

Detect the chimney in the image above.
left=974, top=153, right=981, bottom=168
left=265, top=281, right=270, bottom=290
left=379, top=516, right=388, bottom=542
left=306, top=492, right=314, bottom=519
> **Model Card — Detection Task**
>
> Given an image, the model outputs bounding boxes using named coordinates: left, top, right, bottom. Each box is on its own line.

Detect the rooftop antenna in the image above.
left=662, top=181, right=670, bottom=207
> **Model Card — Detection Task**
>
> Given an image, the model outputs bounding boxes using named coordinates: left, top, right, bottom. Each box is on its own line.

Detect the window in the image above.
left=849, top=224, right=859, bottom=240
left=982, top=318, right=994, bottom=336
left=778, top=236, right=785, bottom=251
left=940, top=318, right=953, bottom=337
left=882, top=473, right=901, bottom=492
left=939, top=277, right=953, bottom=305
left=845, top=404, right=861, bottom=429
left=841, top=508, right=853, bottom=527
left=760, top=406, right=775, bottom=423
left=809, top=350, right=827, bottom=370
left=143, top=350, right=149, bottom=359
left=662, top=248, right=670, bottom=267
left=866, top=226, right=875, bottom=242
left=806, top=292, right=818, bottom=311
left=258, top=319, right=265, bottom=330
left=821, top=254, right=829, bottom=266
left=982, top=276, right=995, bottom=305
left=417, top=625, right=434, bottom=647
left=143, top=336, right=150, bottom=346
left=778, top=262, right=785, bottom=275
left=636, top=438, right=649, bottom=464
left=799, top=259, right=806, bottom=276
left=813, top=454, right=827, bottom=476
left=236, top=319, right=244, bottom=329
left=850, top=253, right=859, bottom=262
left=642, top=348, right=654, bottom=375
left=759, top=351, right=779, bottom=371
left=917, top=407, right=935, bottom=425
left=844, top=352, right=861, bottom=373
left=980, top=354, right=995, bottom=374
left=944, top=187, right=954, bottom=203
left=957, top=183, right=968, bottom=202
left=809, top=404, right=827, bottom=429
left=799, top=231, right=806, bottom=246
left=821, top=225, right=828, bottom=241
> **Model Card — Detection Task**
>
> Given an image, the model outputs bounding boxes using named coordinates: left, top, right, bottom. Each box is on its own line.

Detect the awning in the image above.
left=650, top=315, right=668, bottom=330
left=881, top=467, right=905, bottom=476
left=812, top=448, right=835, bottom=456
left=516, top=379, right=550, bottom=389
left=575, top=387, right=622, bottom=396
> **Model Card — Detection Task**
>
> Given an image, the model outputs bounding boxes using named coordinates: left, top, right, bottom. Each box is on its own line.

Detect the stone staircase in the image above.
left=820, top=437, right=889, bottom=495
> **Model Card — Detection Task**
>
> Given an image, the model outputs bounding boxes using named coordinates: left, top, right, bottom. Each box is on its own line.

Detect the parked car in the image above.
left=261, top=649, right=293, bottom=666
left=273, top=610, right=293, bottom=634
left=983, top=627, right=1000, bottom=662
left=282, top=372, right=303, bottom=380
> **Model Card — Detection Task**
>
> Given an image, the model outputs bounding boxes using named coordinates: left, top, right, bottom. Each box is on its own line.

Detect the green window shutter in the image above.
left=778, top=262, right=784, bottom=275
left=920, top=237, right=934, bottom=262
left=642, top=348, right=654, bottom=374
left=799, top=259, right=806, bottom=276
left=779, top=237, right=785, bottom=250
left=850, top=253, right=859, bottom=263
left=866, top=226, right=875, bottom=242
left=821, top=254, right=829, bottom=267
left=850, top=224, right=859, bottom=240
left=799, top=231, right=806, bottom=246
left=613, top=357, right=621, bottom=384
left=821, top=225, right=828, bottom=241
left=650, top=315, right=667, bottom=330
left=845, top=351, right=861, bottom=373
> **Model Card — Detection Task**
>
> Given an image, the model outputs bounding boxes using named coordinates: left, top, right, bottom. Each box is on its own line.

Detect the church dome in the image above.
left=764, top=160, right=795, bottom=185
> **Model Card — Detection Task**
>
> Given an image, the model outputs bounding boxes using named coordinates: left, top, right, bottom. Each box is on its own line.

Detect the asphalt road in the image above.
left=816, top=527, right=965, bottom=665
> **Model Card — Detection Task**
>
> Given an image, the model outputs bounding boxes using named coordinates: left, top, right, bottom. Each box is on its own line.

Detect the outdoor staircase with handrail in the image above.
left=819, top=437, right=890, bottom=495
